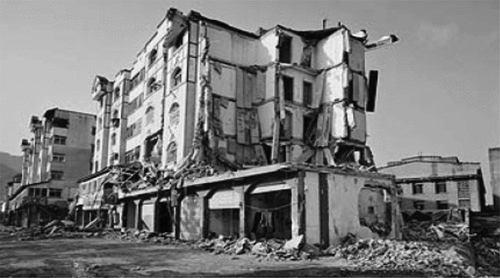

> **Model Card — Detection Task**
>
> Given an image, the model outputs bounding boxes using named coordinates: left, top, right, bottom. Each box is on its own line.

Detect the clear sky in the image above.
left=1, top=0, right=498, bottom=201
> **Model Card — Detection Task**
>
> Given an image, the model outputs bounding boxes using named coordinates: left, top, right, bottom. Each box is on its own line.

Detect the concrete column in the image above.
left=235, top=186, right=246, bottom=238
left=197, top=190, right=210, bottom=239
left=289, top=178, right=300, bottom=238
left=134, top=199, right=142, bottom=230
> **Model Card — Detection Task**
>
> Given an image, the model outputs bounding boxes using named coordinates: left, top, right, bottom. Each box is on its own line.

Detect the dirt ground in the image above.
left=0, top=234, right=425, bottom=278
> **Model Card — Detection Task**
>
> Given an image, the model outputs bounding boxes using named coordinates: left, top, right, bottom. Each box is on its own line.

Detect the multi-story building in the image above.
left=379, top=155, right=486, bottom=215
left=8, top=108, right=95, bottom=227
left=80, top=8, right=401, bottom=246
left=489, top=147, right=500, bottom=209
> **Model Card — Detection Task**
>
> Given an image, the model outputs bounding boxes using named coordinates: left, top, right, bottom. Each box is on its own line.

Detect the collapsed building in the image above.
left=76, top=8, right=401, bottom=246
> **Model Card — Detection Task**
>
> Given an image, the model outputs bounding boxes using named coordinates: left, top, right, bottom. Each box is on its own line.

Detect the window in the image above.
left=283, top=76, right=294, bottom=102
left=133, top=146, right=141, bottom=161
left=96, top=139, right=100, bottom=151
left=98, top=117, right=103, bottom=130
left=52, top=153, right=65, bottom=163
left=457, top=180, right=470, bottom=199
left=436, top=201, right=448, bottom=210
left=94, top=161, right=99, bottom=172
left=53, top=135, right=67, bottom=145
left=147, top=77, right=157, bottom=94
left=412, top=183, right=423, bottom=194
left=113, top=109, right=119, bottom=119
left=126, top=119, right=142, bottom=140
left=172, top=67, right=182, bottom=88
left=49, top=188, right=62, bottom=198
left=91, top=126, right=96, bottom=135
left=413, top=201, right=424, bottom=210
left=303, top=114, right=316, bottom=144
left=114, top=87, right=120, bottom=102
left=127, top=92, right=144, bottom=116
left=458, top=199, right=471, bottom=208
left=303, top=81, right=312, bottom=106
left=50, top=170, right=64, bottom=180
left=435, top=181, right=447, bottom=194
left=145, top=106, right=154, bottom=125
left=41, top=188, right=47, bottom=196
left=167, top=142, right=177, bottom=163
left=278, top=35, right=292, bottom=63
left=28, top=188, right=34, bottom=196
left=125, top=149, right=134, bottom=163
left=111, top=133, right=116, bottom=146
left=148, top=49, right=158, bottom=66
left=169, top=103, right=180, bottom=126
left=130, top=68, right=145, bottom=91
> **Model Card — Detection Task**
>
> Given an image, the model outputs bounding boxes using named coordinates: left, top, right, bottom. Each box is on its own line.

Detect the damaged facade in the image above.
left=78, top=8, right=400, bottom=246
left=7, top=108, right=95, bottom=227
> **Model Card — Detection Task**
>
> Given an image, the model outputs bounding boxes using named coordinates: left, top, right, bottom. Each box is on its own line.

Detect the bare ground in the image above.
left=0, top=235, right=425, bottom=278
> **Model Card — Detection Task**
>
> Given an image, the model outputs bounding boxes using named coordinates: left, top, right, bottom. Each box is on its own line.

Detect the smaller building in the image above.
left=8, top=108, right=95, bottom=227
left=488, top=147, right=500, bottom=209
left=379, top=155, right=486, bottom=216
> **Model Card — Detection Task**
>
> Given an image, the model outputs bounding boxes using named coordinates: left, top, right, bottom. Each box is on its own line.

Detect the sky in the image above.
left=0, top=0, right=498, bottom=202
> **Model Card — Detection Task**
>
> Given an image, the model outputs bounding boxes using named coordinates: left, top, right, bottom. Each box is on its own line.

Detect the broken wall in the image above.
left=304, top=171, right=397, bottom=246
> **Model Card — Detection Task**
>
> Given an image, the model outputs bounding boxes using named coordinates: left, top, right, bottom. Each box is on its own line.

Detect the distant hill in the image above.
left=0, top=152, right=22, bottom=202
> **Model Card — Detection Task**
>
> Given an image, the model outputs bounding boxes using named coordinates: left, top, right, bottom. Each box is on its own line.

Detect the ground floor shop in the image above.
left=117, top=164, right=402, bottom=246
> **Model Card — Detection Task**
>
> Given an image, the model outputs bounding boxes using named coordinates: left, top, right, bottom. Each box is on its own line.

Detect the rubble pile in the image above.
left=473, top=237, right=500, bottom=276
left=7, top=220, right=105, bottom=241
left=104, top=229, right=184, bottom=245
left=326, top=234, right=475, bottom=277
left=402, top=220, right=470, bottom=242
left=195, top=235, right=321, bottom=261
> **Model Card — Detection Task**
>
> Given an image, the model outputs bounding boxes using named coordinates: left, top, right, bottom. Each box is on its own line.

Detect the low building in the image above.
left=8, top=108, right=95, bottom=227
left=488, top=147, right=500, bottom=209
left=379, top=155, right=486, bottom=216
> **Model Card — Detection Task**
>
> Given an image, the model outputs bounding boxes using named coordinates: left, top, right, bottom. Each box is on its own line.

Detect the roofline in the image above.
left=9, top=181, right=50, bottom=201
left=42, top=107, right=96, bottom=119
left=395, top=173, right=481, bottom=184
left=379, top=159, right=480, bottom=170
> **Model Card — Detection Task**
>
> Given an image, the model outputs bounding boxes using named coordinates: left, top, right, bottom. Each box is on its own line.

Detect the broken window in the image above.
left=173, top=31, right=184, bottom=52
left=50, top=170, right=64, bottom=180
left=278, top=35, right=292, bottom=63
left=358, top=186, right=391, bottom=236
left=172, top=67, right=182, bottom=88
left=113, top=109, right=119, bottom=119
left=111, top=133, right=116, bottom=146
left=303, top=81, right=312, bottom=106
left=52, top=153, right=65, bottom=163
left=144, top=135, right=161, bottom=163
left=169, top=103, right=180, bottom=126
left=145, top=106, right=154, bottom=125
left=166, top=141, right=177, bottom=163
left=114, top=87, right=120, bottom=102
left=53, top=135, right=66, bottom=145
left=283, top=76, right=294, bottom=102
left=434, top=181, right=446, bottom=194
left=303, top=114, right=316, bottom=144
left=125, top=150, right=134, bottom=163
left=457, top=180, right=470, bottom=199
left=147, top=77, right=156, bottom=95
left=148, top=49, right=158, bottom=67
left=413, top=201, right=424, bottom=210
left=436, top=200, right=448, bottom=210
left=280, top=111, right=293, bottom=139
left=412, top=183, right=423, bottom=195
